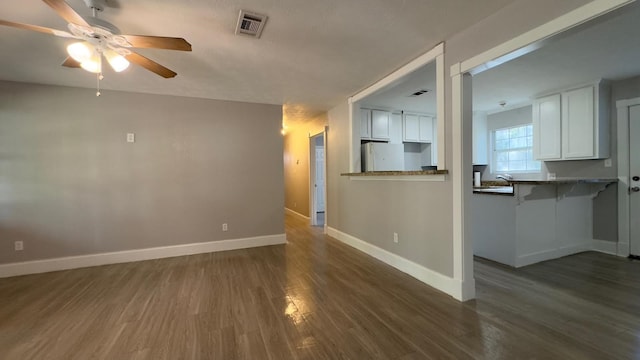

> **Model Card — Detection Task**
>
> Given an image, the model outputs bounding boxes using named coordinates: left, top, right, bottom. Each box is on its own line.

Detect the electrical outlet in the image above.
left=393, top=232, right=398, bottom=243
left=127, top=133, right=135, bottom=143
left=604, top=158, right=612, bottom=167
left=14, top=241, right=23, bottom=251
left=222, top=223, right=228, bottom=232
left=547, top=173, right=556, bottom=180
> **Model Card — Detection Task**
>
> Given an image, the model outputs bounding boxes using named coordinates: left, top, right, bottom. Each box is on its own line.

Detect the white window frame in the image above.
left=490, top=123, right=541, bottom=174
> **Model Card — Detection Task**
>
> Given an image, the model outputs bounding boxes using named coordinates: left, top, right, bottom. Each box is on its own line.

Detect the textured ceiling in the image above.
left=0, top=0, right=515, bottom=120
left=472, top=1, right=640, bottom=113
left=351, top=1, right=640, bottom=116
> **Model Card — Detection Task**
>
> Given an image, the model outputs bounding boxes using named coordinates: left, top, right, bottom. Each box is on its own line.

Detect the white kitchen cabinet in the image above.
left=562, top=86, right=595, bottom=159
left=533, top=94, right=562, bottom=160
left=371, top=110, right=391, bottom=140
left=533, top=81, right=609, bottom=161
left=403, top=113, right=433, bottom=143
left=360, top=109, right=390, bottom=141
left=360, top=108, right=371, bottom=139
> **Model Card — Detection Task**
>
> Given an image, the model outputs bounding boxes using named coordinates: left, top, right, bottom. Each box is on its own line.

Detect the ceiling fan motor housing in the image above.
left=83, top=0, right=105, bottom=12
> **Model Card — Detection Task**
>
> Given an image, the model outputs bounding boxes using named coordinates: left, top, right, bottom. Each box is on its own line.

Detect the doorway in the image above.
left=618, top=99, right=640, bottom=257
left=309, top=130, right=327, bottom=228
left=630, top=105, right=640, bottom=256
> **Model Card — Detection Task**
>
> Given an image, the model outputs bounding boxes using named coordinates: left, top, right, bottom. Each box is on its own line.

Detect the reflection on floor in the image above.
left=0, top=213, right=638, bottom=358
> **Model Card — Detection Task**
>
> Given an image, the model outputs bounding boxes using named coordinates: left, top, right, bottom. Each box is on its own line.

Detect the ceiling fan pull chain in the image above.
left=96, top=72, right=101, bottom=96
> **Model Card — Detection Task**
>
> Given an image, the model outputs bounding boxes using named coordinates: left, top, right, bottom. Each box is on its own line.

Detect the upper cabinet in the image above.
left=533, top=81, right=610, bottom=161
left=403, top=113, right=434, bottom=143
left=533, top=94, right=562, bottom=160
left=361, top=108, right=390, bottom=141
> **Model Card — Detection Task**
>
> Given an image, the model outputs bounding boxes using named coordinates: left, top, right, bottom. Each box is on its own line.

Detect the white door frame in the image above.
left=309, top=127, right=328, bottom=232
left=617, top=97, right=640, bottom=257
left=450, top=0, right=634, bottom=301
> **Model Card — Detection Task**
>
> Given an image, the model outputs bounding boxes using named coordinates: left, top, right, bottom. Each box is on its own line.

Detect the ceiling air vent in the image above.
left=235, top=10, right=268, bottom=38
left=408, top=89, right=430, bottom=97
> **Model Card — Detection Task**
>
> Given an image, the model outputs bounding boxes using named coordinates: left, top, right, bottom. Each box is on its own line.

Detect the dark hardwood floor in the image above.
left=0, top=213, right=639, bottom=359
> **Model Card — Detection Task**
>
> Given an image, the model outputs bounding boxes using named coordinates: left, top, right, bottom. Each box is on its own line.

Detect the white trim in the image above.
left=0, top=234, right=287, bottom=279
left=436, top=53, right=446, bottom=169
left=348, top=175, right=447, bottom=182
left=592, top=239, right=619, bottom=256
left=348, top=100, right=356, bottom=173
left=460, top=0, right=633, bottom=74
left=327, top=227, right=466, bottom=300
left=309, top=129, right=328, bottom=229
left=618, top=242, right=630, bottom=257
left=285, top=207, right=310, bottom=220
left=451, top=71, right=464, bottom=282
left=452, top=0, right=635, bottom=301
left=516, top=243, right=591, bottom=267
left=617, top=97, right=640, bottom=257
left=516, top=240, right=623, bottom=267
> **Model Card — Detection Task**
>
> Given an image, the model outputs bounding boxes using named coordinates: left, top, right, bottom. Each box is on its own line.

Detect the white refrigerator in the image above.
left=361, top=143, right=404, bottom=171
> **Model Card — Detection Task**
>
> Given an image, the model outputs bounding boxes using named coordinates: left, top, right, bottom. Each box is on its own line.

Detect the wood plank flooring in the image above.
left=1, top=213, right=639, bottom=359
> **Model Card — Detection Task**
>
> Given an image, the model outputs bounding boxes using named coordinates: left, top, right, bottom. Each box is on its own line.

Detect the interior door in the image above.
left=315, top=146, right=325, bottom=212
left=630, top=105, right=640, bottom=256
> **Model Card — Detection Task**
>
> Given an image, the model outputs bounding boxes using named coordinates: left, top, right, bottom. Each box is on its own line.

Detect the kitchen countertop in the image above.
left=474, top=178, right=618, bottom=195
left=341, top=170, right=449, bottom=176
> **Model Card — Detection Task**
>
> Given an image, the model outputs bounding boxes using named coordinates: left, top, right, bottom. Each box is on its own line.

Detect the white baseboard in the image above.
left=516, top=243, right=591, bottom=268
left=592, top=239, right=619, bottom=256
left=327, top=227, right=461, bottom=301
left=516, top=240, right=624, bottom=267
left=0, top=234, right=287, bottom=279
left=616, top=242, right=630, bottom=257
left=285, top=208, right=310, bottom=220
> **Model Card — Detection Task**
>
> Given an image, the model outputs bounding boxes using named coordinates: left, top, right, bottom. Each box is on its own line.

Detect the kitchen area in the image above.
left=468, top=2, right=640, bottom=267
left=356, top=62, right=439, bottom=173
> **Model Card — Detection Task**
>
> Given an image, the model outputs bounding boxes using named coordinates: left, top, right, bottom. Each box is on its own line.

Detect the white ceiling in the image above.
left=0, top=0, right=515, bottom=121
left=360, top=61, right=437, bottom=114
left=360, top=1, right=640, bottom=116
left=472, top=1, right=640, bottom=113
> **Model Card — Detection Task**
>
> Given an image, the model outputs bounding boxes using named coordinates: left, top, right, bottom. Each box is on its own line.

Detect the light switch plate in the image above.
left=547, top=173, right=557, bottom=180
left=604, top=159, right=612, bottom=167
left=127, top=133, right=135, bottom=143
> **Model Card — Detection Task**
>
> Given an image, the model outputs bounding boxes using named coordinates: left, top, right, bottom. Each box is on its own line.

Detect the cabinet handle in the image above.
left=633, top=176, right=640, bottom=181
left=632, top=187, right=640, bottom=193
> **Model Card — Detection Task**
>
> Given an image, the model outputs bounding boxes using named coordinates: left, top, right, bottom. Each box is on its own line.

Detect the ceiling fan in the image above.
left=0, top=0, right=192, bottom=79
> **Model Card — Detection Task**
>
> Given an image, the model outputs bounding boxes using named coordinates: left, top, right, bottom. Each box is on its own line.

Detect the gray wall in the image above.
left=327, top=0, right=594, bottom=278
left=0, top=81, right=284, bottom=264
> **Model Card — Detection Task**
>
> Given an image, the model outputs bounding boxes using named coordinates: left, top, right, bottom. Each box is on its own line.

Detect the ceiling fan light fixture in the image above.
left=80, top=51, right=102, bottom=73
left=104, top=49, right=129, bottom=72
left=67, top=41, right=95, bottom=63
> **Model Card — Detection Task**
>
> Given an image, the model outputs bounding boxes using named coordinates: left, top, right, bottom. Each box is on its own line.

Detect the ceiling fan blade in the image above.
left=42, top=0, right=91, bottom=28
left=121, top=35, right=192, bottom=51
left=0, top=19, right=74, bottom=37
left=125, top=52, right=177, bottom=78
left=61, top=57, right=80, bottom=68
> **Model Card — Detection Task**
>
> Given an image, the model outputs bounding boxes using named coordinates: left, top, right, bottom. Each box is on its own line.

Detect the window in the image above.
left=492, top=124, right=540, bottom=173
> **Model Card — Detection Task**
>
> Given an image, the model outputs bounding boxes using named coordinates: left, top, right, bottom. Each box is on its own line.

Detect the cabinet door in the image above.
left=533, top=94, right=561, bottom=160
left=403, top=114, right=420, bottom=142
left=419, top=115, right=434, bottom=143
left=360, top=109, right=371, bottom=139
left=562, top=86, right=595, bottom=159
left=371, top=110, right=390, bottom=140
